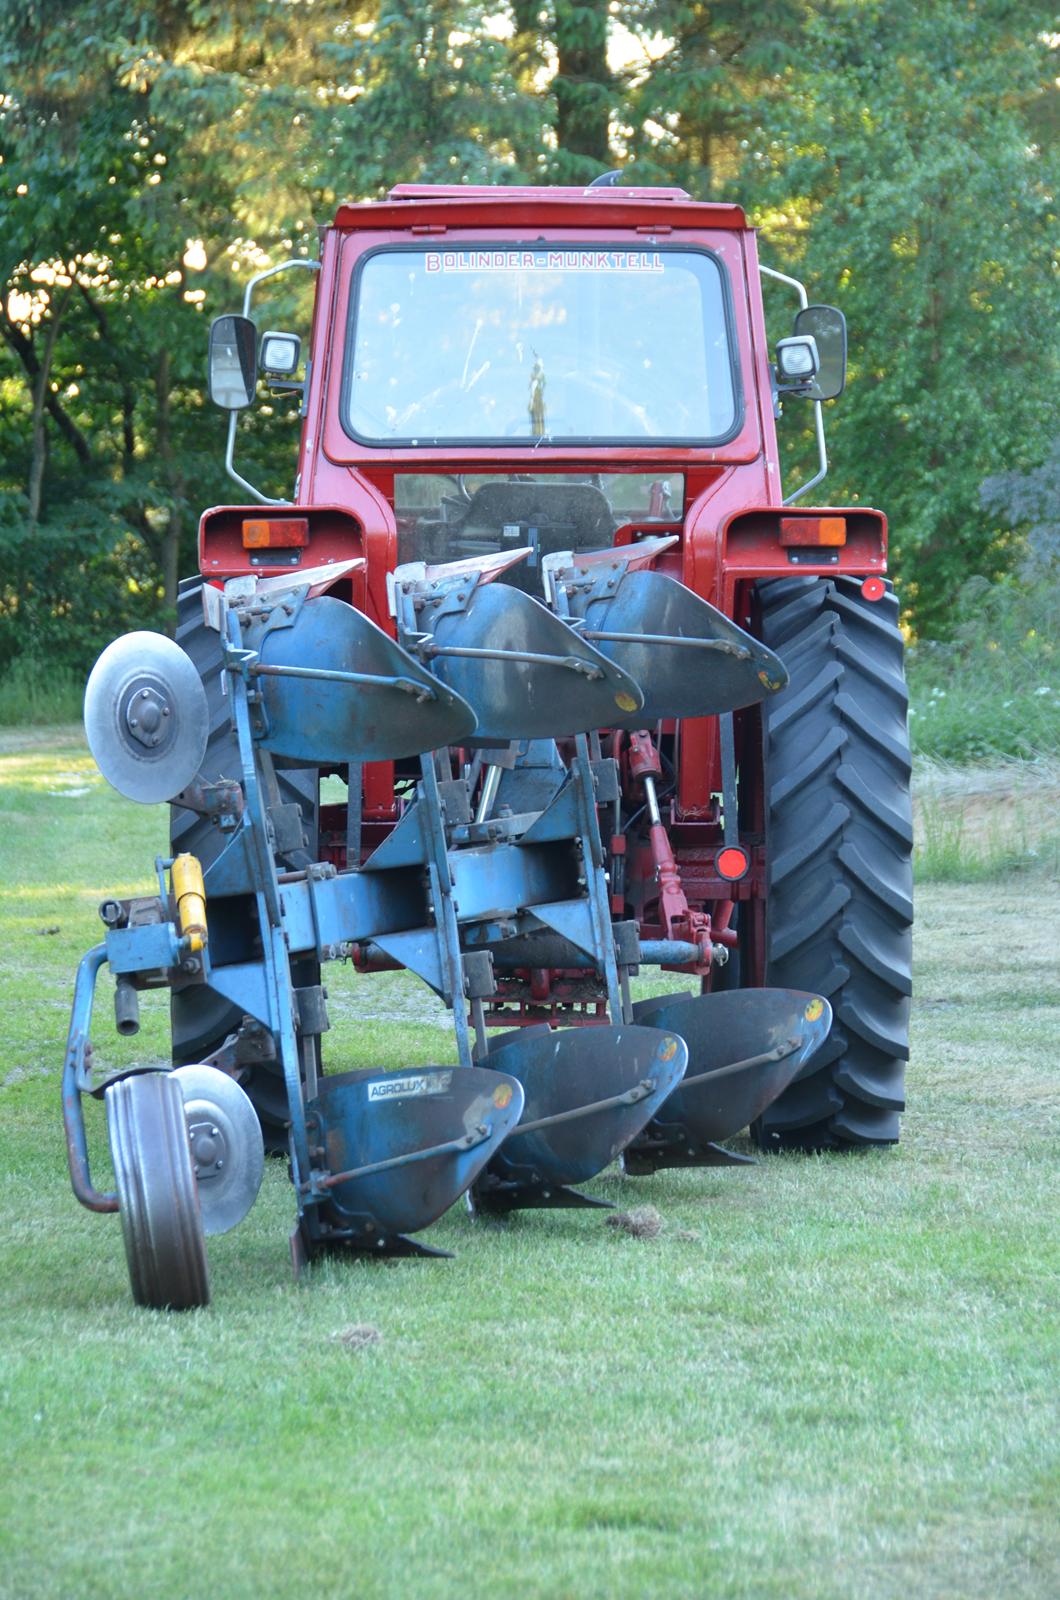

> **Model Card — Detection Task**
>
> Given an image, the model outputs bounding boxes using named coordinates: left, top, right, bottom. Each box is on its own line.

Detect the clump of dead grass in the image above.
left=605, top=1205, right=663, bottom=1239
left=913, top=757, right=1060, bottom=881
left=331, top=1324, right=383, bottom=1350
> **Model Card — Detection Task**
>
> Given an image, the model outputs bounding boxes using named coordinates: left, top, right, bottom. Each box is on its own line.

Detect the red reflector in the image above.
left=779, top=516, right=847, bottom=547
left=861, top=576, right=886, bottom=602
left=242, top=517, right=310, bottom=549
left=716, top=846, right=750, bottom=882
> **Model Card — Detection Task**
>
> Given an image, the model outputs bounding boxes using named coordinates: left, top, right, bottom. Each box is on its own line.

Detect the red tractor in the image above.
left=68, top=180, right=911, bottom=1305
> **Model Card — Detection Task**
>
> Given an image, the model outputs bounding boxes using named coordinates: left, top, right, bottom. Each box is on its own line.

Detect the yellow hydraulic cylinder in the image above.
left=171, top=853, right=207, bottom=954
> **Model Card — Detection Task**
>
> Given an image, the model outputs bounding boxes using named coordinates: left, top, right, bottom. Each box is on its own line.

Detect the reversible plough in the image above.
left=65, top=540, right=830, bottom=1306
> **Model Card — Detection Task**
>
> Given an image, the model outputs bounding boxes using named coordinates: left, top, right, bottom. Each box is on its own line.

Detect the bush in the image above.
left=907, top=573, right=1060, bottom=762
left=0, top=654, right=84, bottom=725
left=0, top=513, right=174, bottom=706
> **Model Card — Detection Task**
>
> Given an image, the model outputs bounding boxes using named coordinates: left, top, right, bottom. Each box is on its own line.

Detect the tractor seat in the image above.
left=398, top=480, right=614, bottom=594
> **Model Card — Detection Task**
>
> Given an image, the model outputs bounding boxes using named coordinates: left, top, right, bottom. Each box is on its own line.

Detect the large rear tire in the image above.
left=169, top=577, right=318, bottom=1152
left=752, top=576, right=912, bottom=1149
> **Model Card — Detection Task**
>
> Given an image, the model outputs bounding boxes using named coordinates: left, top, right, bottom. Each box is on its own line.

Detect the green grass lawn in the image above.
left=1, top=731, right=1058, bottom=1600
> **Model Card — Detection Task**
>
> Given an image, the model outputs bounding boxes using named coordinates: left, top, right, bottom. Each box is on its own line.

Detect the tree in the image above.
left=2, top=0, right=1056, bottom=670
left=614, top=0, right=807, bottom=193
left=740, top=0, right=1060, bottom=629
left=0, top=1, right=554, bottom=674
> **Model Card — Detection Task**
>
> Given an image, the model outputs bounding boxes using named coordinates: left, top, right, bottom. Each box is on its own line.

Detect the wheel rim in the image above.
left=172, top=1064, right=265, bottom=1236
left=106, top=1073, right=210, bottom=1309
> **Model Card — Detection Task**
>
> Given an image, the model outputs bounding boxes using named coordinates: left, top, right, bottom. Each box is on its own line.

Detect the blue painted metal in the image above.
left=525, top=899, right=598, bottom=963
left=243, top=593, right=478, bottom=761
left=638, top=939, right=703, bottom=966
left=624, top=989, right=834, bottom=1171
left=105, top=921, right=183, bottom=974
left=359, top=800, right=430, bottom=871
left=203, top=959, right=273, bottom=1027
left=307, top=1065, right=524, bottom=1236
left=448, top=842, right=577, bottom=923
left=393, top=566, right=644, bottom=742
left=68, top=548, right=821, bottom=1275
left=367, top=927, right=445, bottom=995
left=550, top=555, right=789, bottom=724
left=544, top=577, right=630, bottom=1022
left=516, top=771, right=583, bottom=845
left=416, top=750, right=474, bottom=1065
left=494, top=740, right=568, bottom=815
left=223, top=603, right=312, bottom=1188
left=280, top=868, right=425, bottom=957
left=201, top=827, right=256, bottom=898
left=477, top=1024, right=687, bottom=1194
left=61, top=944, right=120, bottom=1213
left=570, top=733, right=626, bottom=1019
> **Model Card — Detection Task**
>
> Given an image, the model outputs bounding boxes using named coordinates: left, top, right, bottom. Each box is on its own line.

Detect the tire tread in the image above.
left=754, top=576, right=912, bottom=1150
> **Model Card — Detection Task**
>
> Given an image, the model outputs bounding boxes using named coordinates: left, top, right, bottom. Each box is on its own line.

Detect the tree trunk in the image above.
left=121, top=385, right=135, bottom=477
left=155, top=344, right=184, bottom=624
left=553, top=1, right=612, bottom=169
left=27, top=288, right=70, bottom=529
left=2, top=299, right=92, bottom=470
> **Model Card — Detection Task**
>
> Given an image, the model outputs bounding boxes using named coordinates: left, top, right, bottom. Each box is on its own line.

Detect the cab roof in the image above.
left=332, top=183, right=747, bottom=232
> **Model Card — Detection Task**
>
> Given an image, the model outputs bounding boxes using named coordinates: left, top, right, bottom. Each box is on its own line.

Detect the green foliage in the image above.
left=1, top=0, right=1057, bottom=702
left=741, top=2, right=1060, bottom=633
left=0, top=508, right=173, bottom=680
left=908, top=570, right=1060, bottom=762
left=0, top=654, right=83, bottom=725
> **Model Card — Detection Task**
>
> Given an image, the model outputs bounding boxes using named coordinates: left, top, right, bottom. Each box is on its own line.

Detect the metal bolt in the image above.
left=216, top=1160, right=224, bottom=1170
left=129, top=716, right=138, bottom=728
left=210, top=1126, right=219, bottom=1137
left=140, top=688, right=150, bottom=699
left=162, top=705, right=170, bottom=717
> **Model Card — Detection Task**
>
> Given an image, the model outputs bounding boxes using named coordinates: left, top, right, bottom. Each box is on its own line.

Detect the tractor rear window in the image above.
left=343, top=246, right=739, bottom=446
left=391, top=472, right=684, bottom=591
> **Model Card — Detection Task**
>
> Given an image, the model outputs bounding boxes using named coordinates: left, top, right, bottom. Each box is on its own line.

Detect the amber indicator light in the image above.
left=779, top=516, right=847, bottom=547
left=242, top=517, right=310, bottom=549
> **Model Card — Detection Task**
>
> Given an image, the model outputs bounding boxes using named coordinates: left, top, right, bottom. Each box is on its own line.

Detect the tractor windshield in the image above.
left=343, top=246, right=739, bottom=446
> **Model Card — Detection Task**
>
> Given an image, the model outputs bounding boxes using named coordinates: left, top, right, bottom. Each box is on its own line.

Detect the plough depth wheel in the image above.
left=106, top=1073, right=210, bottom=1310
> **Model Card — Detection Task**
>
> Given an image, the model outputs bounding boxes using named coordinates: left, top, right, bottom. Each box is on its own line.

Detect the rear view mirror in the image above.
left=793, top=305, right=847, bottom=400
left=208, top=314, right=257, bottom=410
